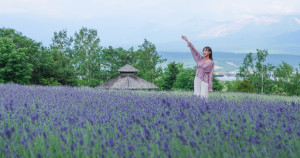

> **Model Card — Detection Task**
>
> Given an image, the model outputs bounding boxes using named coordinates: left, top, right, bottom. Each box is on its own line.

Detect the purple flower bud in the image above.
left=5, top=129, right=11, bottom=139
left=37, top=153, right=41, bottom=158
left=297, top=131, right=300, bottom=137
left=195, top=129, right=200, bottom=136
left=128, top=144, right=135, bottom=152
left=177, top=135, right=187, bottom=145
left=90, top=140, right=95, bottom=147
left=109, top=138, right=115, bottom=147
left=216, top=120, right=221, bottom=128
left=143, top=127, right=152, bottom=141
left=189, top=141, right=197, bottom=148
left=71, top=142, right=77, bottom=151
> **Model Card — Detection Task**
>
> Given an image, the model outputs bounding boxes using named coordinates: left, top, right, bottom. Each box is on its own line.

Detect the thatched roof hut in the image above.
left=98, top=64, right=158, bottom=90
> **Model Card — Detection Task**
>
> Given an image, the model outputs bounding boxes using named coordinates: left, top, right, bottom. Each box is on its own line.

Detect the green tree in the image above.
left=51, top=29, right=74, bottom=58
left=290, top=64, right=300, bottom=95
left=0, top=28, right=43, bottom=84
left=172, top=67, right=195, bottom=90
left=212, top=75, right=224, bottom=91
left=225, top=80, right=241, bottom=92
left=160, top=62, right=181, bottom=90
left=133, top=39, right=166, bottom=83
left=273, top=62, right=300, bottom=96
left=49, top=30, right=77, bottom=86
left=238, top=49, right=274, bottom=94
left=0, top=38, right=33, bottom=84
left=273, top=61, right=293, bottom=95
left=237, top=78, right=254, bottom=93
left=73, top=27, right=102, bottom=86
left=101, top=46, right=137, bottom=82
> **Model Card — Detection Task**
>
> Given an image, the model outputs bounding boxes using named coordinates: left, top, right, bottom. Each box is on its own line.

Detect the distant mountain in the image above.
left=158, top=51, right=300, bottom=72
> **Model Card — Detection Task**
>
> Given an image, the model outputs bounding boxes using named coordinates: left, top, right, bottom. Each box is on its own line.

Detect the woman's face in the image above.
left=203, top=49, right=211, bottom=57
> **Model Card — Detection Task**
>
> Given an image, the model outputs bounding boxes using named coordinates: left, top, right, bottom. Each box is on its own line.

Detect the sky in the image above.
left=1, top=0, right=300, bottom=54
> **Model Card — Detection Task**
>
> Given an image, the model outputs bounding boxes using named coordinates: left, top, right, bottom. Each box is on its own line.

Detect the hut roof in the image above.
left=118, top=64, right=138, bottom=72
left=98, top=64, right=158, bottom=90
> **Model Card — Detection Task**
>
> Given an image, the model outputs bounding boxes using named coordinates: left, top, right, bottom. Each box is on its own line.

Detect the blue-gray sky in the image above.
left=1, top=0, right=300, bottom=54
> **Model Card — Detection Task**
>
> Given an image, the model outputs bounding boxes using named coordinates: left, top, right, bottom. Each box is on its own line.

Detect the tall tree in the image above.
left=73, top=27, right=102, bottom=86
left=238, top=49, right=274, bottom=94
left=254, top=49, right=274, bottom=94
left=51, top=29, right=73, bottom=57
left=49, top=30, right=77, bottom=86
left=0, top=38, right=33, bottom=84
left=273, top=61, right=293, bottom=95
left=161, top=62, right=181, bottom=90
left=101, top=46, right=136, bottom=82
left=0, top=28, right=43, bottom=84
left=290, top=64, right=300, bottom=96
left=274, top=62, right=300, bottom=95
left=134, top=39, right=166, bottom=83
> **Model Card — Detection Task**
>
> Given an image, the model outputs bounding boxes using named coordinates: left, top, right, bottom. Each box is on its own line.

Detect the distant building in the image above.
left=98, top=64, right=158, bottom=90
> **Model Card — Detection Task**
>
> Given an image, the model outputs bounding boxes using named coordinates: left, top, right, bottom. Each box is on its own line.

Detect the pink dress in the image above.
left=187, top=42, right=214, bottom=93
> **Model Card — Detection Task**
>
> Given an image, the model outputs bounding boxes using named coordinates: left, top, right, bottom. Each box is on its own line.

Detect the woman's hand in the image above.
left=181, top=35, right=189, bottom=43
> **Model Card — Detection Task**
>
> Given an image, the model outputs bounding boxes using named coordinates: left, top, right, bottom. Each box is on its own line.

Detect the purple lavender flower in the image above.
left=90, top=140, right=95, bottom=147
left=37, top=153, right=41, bottom=158
left=143, top=127, right=152, bottom=141
left=60, top=126, right=68, bottom=132
left=108, top=138, right=115, bottom=147
left=177, top=124, right=184, bottom=133
left=177, top=135, right=187, bottom=145
left=189, top=141, right=197, bottom=148
left=216, top=120, right=221, bottom=128
left=195, top=130, right=200, bottom=136
left=71, top=142, right=77, bottom=151
left=297, top=130, right=300, bottom=137
left=59, top=134, right=67, bottom=144
left=5, top=129, right=11, bottom=139
left=128, top=144, right=135, bottom=152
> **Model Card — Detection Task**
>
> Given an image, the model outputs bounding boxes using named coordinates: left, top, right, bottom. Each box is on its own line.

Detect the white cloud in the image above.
left=1, top=0, right=299, bottom=49
left=197, top=16, right=281, bottom=38
left=0, top=0, right=298, bottom=36
left=293, top=17, right=300, bottom=24
left=1, top=0, right=300, bottom=19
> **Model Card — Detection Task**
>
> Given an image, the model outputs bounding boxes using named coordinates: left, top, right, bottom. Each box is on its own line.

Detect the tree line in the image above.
left=0, top=27, right=166, bottom=87
left=227, top=49, right=300, bottom=96
left=0, top=27, right=299, bottom=95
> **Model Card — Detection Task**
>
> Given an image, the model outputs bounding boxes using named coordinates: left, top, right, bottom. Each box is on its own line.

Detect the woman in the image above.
left=181, top=35, right=214, bottom=99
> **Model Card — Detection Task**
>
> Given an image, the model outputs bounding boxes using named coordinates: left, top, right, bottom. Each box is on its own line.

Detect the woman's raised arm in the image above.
left=181, top=35, right=202, bottom=63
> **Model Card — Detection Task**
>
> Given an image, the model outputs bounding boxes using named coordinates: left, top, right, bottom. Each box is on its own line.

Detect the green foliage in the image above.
left=172, top=67, right=195, bottom=90
left=237, top=78, right=254, bottom=93
left=273, top=61, right=293, bottom=95
left=225, top=80, right=241, bottom=92
left=160, top=62, right=182, bottom=90
left=273, top=62, right=300, bottom=96
left=101, top=46, right=137, bottom=82
left=133, top=39, right=167, bottom=83
left=238, top=49, right=275, bottom=94
left=290, top=64, right=300, bottom=95
left=0, top=38, right=33, bottom=84
left=50, top=30, right=77, bottom=86
left=0, top=27, right=44, bottom=84
left=212, top=75, right=224, bottom=91
left=73, top=27, right=102, bottom=86
left=41, top=77, right=60, bottom=86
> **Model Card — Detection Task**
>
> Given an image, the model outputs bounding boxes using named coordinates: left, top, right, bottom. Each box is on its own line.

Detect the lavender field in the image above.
left=0, top=84, right=299, bottom=158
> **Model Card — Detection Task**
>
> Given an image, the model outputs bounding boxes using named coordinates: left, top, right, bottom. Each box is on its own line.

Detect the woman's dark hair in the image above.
left=203, top=46, right=213, bottom=61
